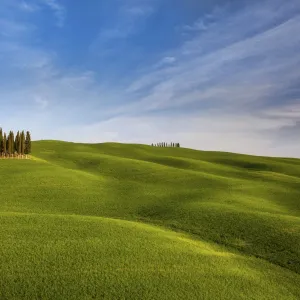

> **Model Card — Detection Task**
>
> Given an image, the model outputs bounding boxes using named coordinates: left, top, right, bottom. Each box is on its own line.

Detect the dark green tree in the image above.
left=25, top=131, right=31, bottom=155
left=10, top=131, right=14, bottom=155
left=15, top=131, right=20, bottom=153
left=3, top=133, right=7, bottom=156
left=17, top=132, right=21, bottom=154
left=20, top=131, right=25, bottom=155
left=0, top=128, right=3, bottom=155
left=6, top=135, right=9, bottom=153
left=7, top=131, right=13, bottom=156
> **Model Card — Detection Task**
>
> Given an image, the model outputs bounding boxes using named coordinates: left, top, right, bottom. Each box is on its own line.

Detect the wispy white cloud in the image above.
left=41, top=0, right=66, bottom=27
left=34, top=95, right=49, bottom=109
left=19, top=1, right=40, bottom=12
left=122, top=5, right=154, bottom=17
left=149, top=56, right=177, bottom=71
left=90, top=0, right=156, bottom=54
left=0, top=19, right=32, bottom=37
left=183, top=19, right=208, bottom=32
left=158, top=56, right=176, bottom=66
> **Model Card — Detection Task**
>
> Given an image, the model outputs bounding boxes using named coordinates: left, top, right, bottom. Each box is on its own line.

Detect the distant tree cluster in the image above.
left=151, top=142, right=180, bottom=148
left=0, top=128, right=32, bottom=158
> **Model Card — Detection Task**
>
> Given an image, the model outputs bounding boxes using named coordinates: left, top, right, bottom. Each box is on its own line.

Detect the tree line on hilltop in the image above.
left=0, top=128, right=32, bottom=158
left=151, top=142, right=180, bottom=147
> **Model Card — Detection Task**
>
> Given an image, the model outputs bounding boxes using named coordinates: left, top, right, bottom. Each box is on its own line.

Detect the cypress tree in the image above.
left=25, top=131, right=31, bottom=155
left=15, top=131, right=20, bottom=153
left=20, top=131, right=25, bottom=155
left=3, top=133, right=7, bottom=156
left=0, top=128, right=3, bottom=156
left=10, top=131, right=14, bottom=155
left=18, top=132, right=21, bottom=154
left=6, top=135, right=9, bottom=153
left=7, top=131, right=12, bottom=156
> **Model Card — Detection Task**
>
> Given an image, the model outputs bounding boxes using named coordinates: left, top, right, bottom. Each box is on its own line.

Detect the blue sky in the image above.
left=0, top=0, right=300, bottom=157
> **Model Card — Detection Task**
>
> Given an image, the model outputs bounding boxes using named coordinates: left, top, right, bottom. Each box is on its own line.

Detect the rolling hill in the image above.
left=1, top=140, right=300, bottom=299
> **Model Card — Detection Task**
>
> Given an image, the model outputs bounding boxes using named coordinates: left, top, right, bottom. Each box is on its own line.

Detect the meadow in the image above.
left=0, top=140, right=300, bottom=299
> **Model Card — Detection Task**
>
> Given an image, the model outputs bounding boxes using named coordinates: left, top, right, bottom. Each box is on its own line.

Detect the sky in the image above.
left=0, top=0, right=299, bottom=158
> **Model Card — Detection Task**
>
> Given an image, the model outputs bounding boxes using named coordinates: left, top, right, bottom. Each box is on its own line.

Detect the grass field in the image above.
left=1, top=140, right=300, bottom=299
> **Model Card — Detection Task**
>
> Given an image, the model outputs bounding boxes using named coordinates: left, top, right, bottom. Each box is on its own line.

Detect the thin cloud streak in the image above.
left=41, top=0, right=66, bottom=27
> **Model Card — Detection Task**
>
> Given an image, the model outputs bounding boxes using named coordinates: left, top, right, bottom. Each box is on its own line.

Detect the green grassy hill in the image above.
left=1, top=140, right=300, bottom=299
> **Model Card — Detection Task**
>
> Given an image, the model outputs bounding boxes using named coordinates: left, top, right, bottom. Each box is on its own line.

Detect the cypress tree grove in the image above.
left=25, top=131, right=32, bottom=155
left=20, top=131, right=25, bottom=155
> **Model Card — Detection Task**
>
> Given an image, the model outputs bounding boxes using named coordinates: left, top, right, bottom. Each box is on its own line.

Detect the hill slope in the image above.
left=0, top=140, right=300, bottom=299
